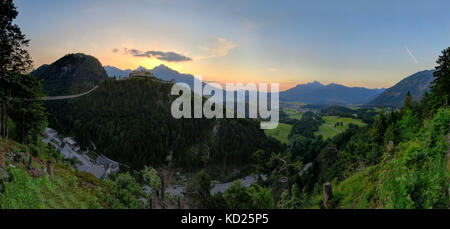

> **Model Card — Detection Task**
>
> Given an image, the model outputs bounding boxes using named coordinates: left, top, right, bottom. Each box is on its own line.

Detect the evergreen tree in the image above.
left=430, top=47, right=450, bottom=110
left=402, top=91, right=413, bottom=111
left=0, top=0, right=33, bottom=138
left=185, top=170, right=213, bottom=209
left=10, top=73, right=47, bottom=143
left=372, top=109, right=387, bottom=144
left=419, top=91, right=430, bottom=120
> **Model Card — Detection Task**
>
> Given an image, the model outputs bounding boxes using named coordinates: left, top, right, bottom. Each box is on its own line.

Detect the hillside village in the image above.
left=41, top=128, right=119, bottom=179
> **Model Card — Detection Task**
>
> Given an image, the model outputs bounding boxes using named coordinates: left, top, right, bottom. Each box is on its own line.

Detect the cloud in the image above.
left=119, top=48, right=192, bottom=62
left=197, top=37, right=236, bottom=60
left=112, top=48, right=119, bottom=53
left=404, top=45, right=419, bottom=64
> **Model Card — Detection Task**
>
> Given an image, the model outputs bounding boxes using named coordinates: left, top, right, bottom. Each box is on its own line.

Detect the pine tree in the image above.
left=402, top=91, right=413, bottom=111
left=430, top=47, right=450, bottom=110
left=419, top=91, right=430, bottom=120
left=185, top=170, right=213, bottom=208
left=372, top=109, right=387, bottom=145
left=10, top=73, right=47, bottom=143
left=0, top=0, right=33, bottom=138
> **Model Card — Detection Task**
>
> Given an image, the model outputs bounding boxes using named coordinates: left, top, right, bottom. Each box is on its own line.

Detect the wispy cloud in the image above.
left=405, top=45, right=419, bottom=64
left=197, top=37, right=236, bottom=60
left=117, top=48, right=192, bottom=62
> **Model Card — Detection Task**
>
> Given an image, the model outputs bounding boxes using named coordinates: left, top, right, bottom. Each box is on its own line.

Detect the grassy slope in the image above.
left=311, top=109, right=450, bottom=209
left=0, top=139, right=111, bottom=209
left=315, top=116, right=367, bottom=140
left=265, top=123, right=293, bottom=144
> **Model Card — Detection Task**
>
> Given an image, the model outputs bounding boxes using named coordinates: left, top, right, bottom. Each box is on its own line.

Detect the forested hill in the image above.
left=45, top=77, right=281, bottom=171
left=32, top=53, right=108, bottom=96
left=367, top=70, right=434, bottom=108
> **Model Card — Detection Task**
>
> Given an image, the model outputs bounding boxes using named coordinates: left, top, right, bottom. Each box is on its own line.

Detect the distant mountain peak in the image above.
left=152, top=64, right=178, bottom=73
left=32, top=53, right=108, bottom=96
left=367, top=70, right=435, bottom=108
left=136, top=66, right=150, bottom=71
left=155, top=64, right=170, bottom=69
left=296, top=81, right=324, bottom=88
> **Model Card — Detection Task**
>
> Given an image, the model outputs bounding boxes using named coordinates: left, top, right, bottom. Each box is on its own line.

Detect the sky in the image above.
left=14, top=0, right=450, bottom=90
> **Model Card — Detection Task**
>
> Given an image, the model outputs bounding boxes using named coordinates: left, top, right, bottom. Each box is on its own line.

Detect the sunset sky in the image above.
left=14, top=0, right=450, bottom=90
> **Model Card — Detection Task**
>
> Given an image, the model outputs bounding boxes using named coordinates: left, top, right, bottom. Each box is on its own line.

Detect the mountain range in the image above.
left=104, top=65, right=387, bottom=105
left=34, top=55, right=434, bottom=108
left=104, top=65, right=437, bottom=107
left=279, top=81, right=385, bottom=105
left=103, top=66, right=132, bottom=79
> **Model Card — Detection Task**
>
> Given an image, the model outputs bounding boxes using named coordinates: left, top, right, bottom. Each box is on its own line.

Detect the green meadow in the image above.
left=265, top=123, right=293, bottom=144
left=315, top=116, right=367, bottom=140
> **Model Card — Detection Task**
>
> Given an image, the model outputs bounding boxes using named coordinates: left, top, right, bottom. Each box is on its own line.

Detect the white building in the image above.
left=63, top=137, right=81, bottom=152
left=43, top=128, right=58, bottom=138
left=96, top=155, right=120, bottom=175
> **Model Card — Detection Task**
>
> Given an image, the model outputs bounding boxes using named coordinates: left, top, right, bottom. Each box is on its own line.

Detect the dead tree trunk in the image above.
left=149, top=196, right=153, bottom=209
left=0, top=100, right=3, bottom=138
left=323, top=182, right=333, bottom=208
left=1, top=100, right=6, bottom=138
left=46, top=160, right=54, bottom=179
left=160, top=176, right=166, bottom=209
left=387, top=141, right=394, bottom=155
left=0, top=152, right=5, bottom=172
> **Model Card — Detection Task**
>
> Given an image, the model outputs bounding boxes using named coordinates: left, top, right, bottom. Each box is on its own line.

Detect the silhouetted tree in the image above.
left=430, top=47, right=450, bottom=110
left=0, top=0, right=33, bottom=138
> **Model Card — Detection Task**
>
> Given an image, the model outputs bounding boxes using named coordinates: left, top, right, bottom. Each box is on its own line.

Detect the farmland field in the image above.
left=315, top=116, right=367, bottom=139
left=283, top=109, right=303, bottom=120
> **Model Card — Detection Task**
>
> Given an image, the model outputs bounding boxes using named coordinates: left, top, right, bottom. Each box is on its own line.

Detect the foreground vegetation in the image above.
left=0, top=138, right=152, bottom=209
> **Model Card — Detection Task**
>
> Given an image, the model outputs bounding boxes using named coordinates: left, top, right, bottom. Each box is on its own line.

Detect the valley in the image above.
left=0, top=0, right=448, bottom=211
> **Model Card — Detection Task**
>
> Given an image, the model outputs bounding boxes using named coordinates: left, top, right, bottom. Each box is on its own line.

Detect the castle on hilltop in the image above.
left=129, top=69, right=153, bottom=78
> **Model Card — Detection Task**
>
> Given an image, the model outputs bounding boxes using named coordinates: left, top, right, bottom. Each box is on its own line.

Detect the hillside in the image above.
left=32, top=53, right=108, bottom=96
left=44, top=76, right=281, bottom=171
left=309, top=108, right=449, bottom=209
left=367, top=70, right=434, bottom=108
left=0, top=138, right=110, bottom=208
left=279, top=81, right=384, bottom=105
